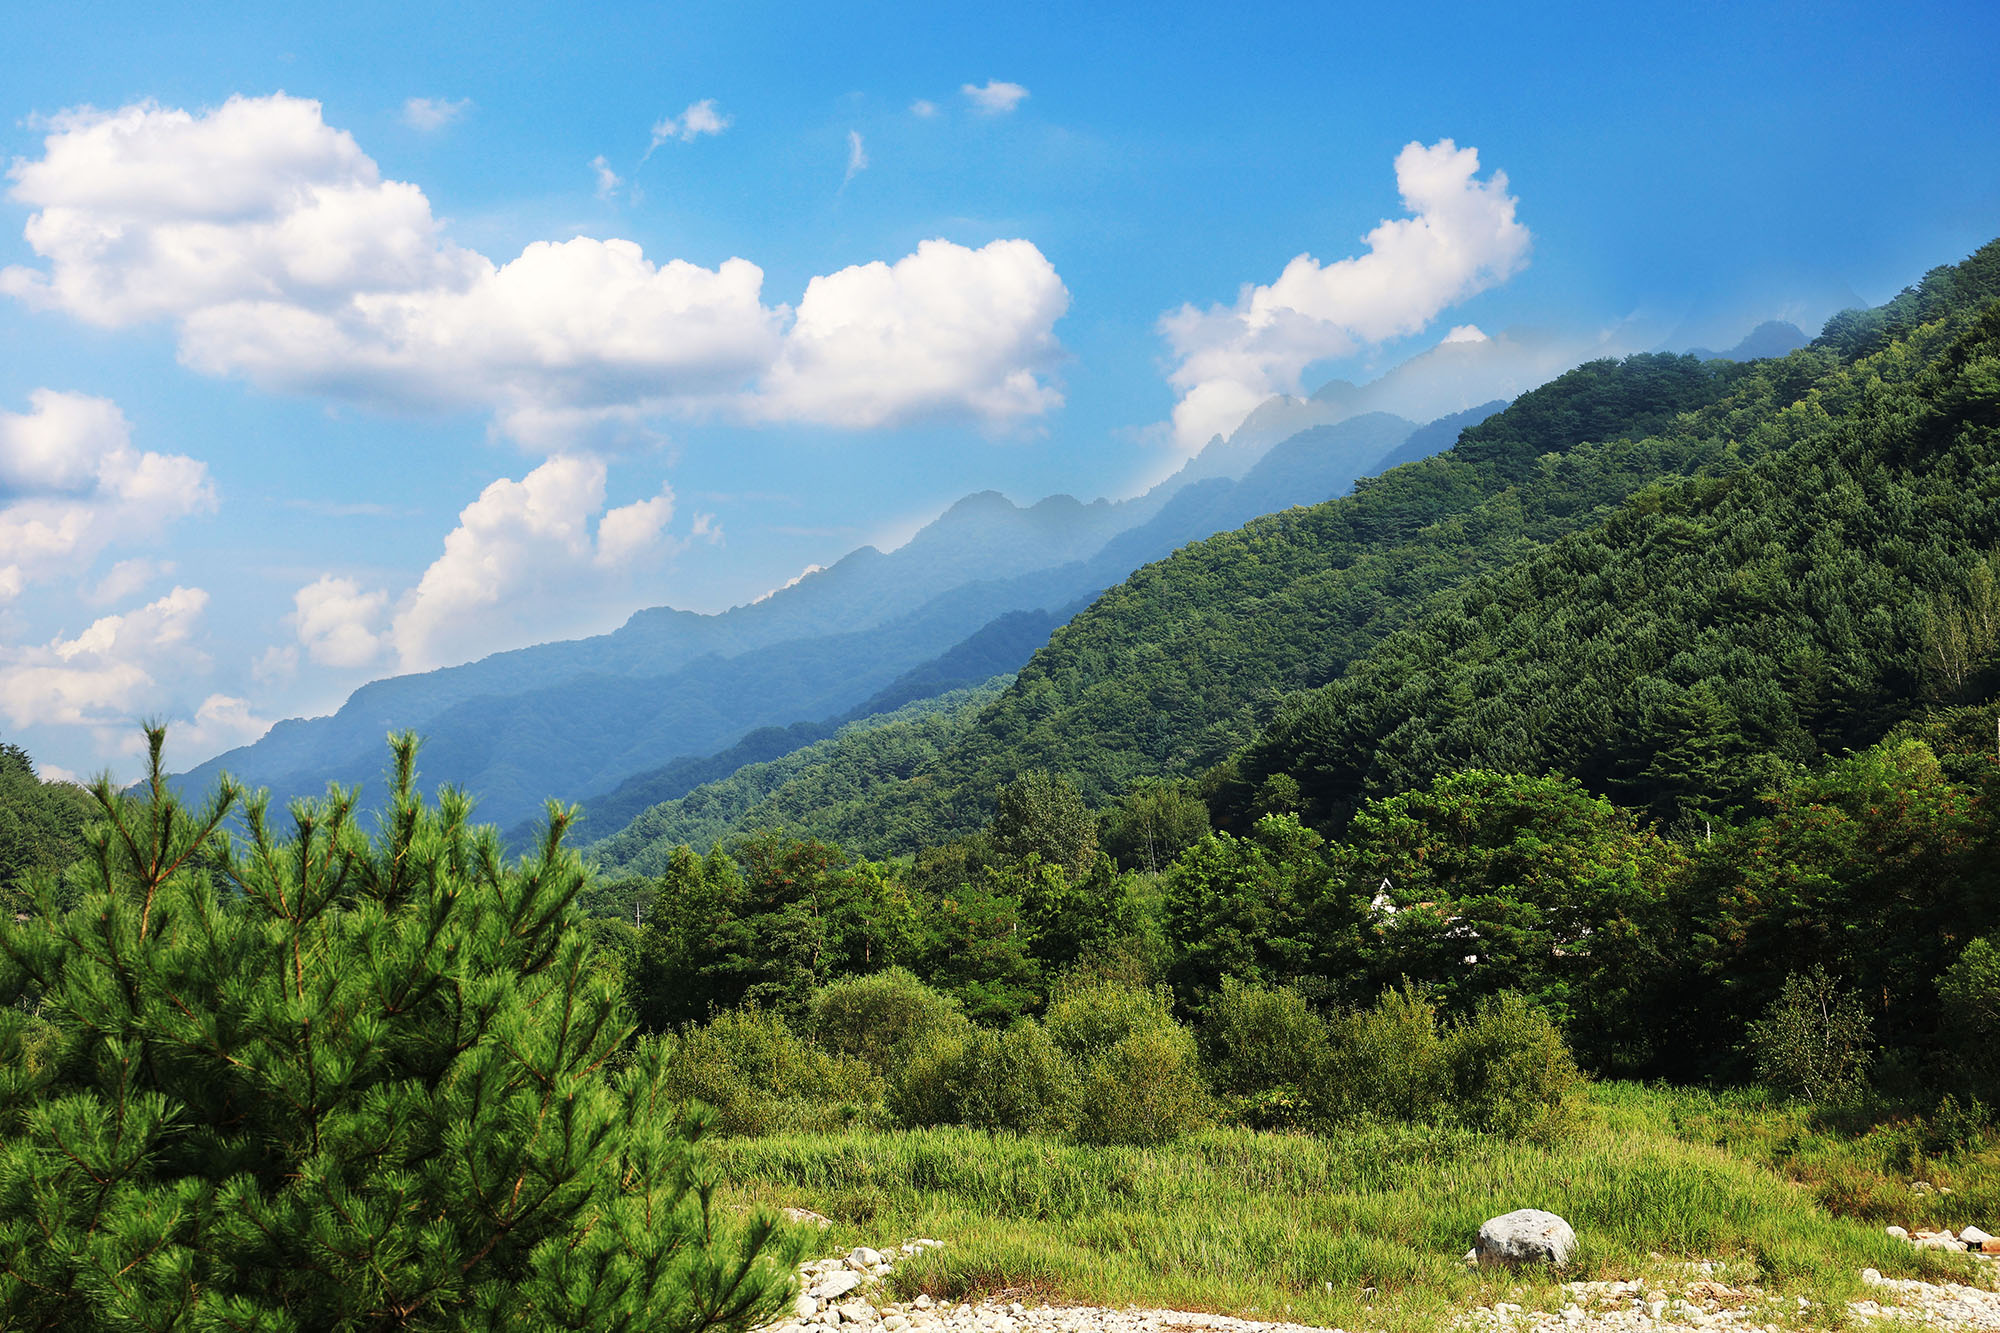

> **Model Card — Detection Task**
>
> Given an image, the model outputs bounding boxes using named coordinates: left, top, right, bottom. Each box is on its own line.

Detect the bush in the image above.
left=1940, top=936, right=2000, bottom=1103
left=810, top=967, right=965, bottom=1075
left=0, top=730, right=798, bottom=1329
left=1321, top=984, right=1455, bottom=1124
left=1043, top=975, right=1178, bottom=1058
left=1307, top=986, right=1582, bottom=1138
left=667, top=1005, right=886, bottom=1135
left=1446, top=992, right=1586, bottom=1139
left=1747, top=966, right=1875, bottom=1105
left=1074, top=1022, right=1210, bottom=1145
left=1045, top=978, right=1209, bottom=1145
left=891, top=1018, right=1078, bottom=1135
left=1201, top=977, right=1332, bottom=1129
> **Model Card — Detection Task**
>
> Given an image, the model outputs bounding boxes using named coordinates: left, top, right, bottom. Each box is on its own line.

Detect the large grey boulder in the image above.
left=1475, top=1209, right=1577, bottom=1268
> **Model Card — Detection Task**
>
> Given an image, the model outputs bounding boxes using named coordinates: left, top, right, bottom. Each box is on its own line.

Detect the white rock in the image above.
left=797, top=1297, right=821, bottom=1320
left=836, top=1303, right=879, bottom=1325
left=882, top=1318, right=909, bottom=1333
left=1887, top=1225, right=1910, bottom=1240
left=1475, top=1209, right=1578, bottom=1268
left=785, top=1208, right=836, bottom=1229
left=1861, top=1269, right=1883, bottom=1285
left=852, top=1247, right=885, bottom=1268
left=1963, top=1225, right=1994, bottom=1246
left=913, top=1296, right=935, bottom=1310
left=814, top=1271, right=867, bottom=1302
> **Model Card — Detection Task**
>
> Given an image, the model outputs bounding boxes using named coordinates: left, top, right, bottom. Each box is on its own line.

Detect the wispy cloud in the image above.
left=646, top=98, right=731, bottom=157
left=843, top=130, right=868, bottom=186
left=401, top=96, right=469, bottom=131
left=910, top=99, right=938, bottom=118
left=590, top=154, right=623, bottom=200
left=961, top=80, right=1029, bottom=114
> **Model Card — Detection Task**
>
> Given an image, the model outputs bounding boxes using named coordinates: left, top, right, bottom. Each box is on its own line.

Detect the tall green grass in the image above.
left=710, top=1083, right=1992, bottom=1331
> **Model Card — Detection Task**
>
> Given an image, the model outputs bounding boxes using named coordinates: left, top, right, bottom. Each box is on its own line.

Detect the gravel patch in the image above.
left=759, top=1240, right=2000, bottom=1333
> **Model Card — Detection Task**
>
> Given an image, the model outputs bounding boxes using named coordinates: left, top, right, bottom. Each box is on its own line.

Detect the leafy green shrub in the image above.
left=1306, top=986, right=1582, bottom=1137
left=1747, top=966, right=1875, bottom=1105
left=810, top=967, right=965, bottom=1075
left=1201, top=977, right=1333, bottom=1128
left=0, top=730, right=798, bottom=1329
left=1940, top=937, right=2000, bottom=1103
left=1320, top=984, right=1455, bottom=1124
left=1045, top=978, right=1210, bottom=1144
left=1446, top=991, right=1586, bottom=1139
left=891, top=1018, right=1079, bottom=1134
left=1043, top=975, right=1177, bottom=1057
left=887, top=1020, right=971, bottom=1128
left=667, top=1005, right=886, bottom=1135
left=1074, top=1022, right=1210, bottom=1145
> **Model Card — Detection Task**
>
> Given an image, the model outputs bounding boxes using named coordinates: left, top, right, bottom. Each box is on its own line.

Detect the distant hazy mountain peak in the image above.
left=1682, top=320, right=1809, bottom=362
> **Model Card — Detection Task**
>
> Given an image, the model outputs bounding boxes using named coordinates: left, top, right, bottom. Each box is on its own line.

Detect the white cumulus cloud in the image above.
left=2, top=95, right=1067, bottom=443
left=289, top=574, right=392, bottom=668
left=962, top=80, right=1029, bottom=114
left=401, top=97, right=469, bottom=131
left=0, top=585, right=209, bottom=730
left=161, top=693, right=272, bottom=761
left=391, top=454, right=662, bottom=669
left=0, top=389, right=215, bottom=595
left=756, top=238, right=1067, bottom=429
left=1159, top=138, right=1532, bottom=451
left=287, top=456, right=697, bottom=675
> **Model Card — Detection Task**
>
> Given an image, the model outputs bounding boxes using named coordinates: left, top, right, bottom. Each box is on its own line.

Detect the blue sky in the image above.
left=2, top=0, right=1996, bottom=780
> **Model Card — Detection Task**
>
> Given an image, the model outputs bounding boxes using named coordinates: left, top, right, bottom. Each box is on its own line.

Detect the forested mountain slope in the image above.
left=1223, top=280, right=2000, bottom=829
left=674, top=351, right=1763, bottom=855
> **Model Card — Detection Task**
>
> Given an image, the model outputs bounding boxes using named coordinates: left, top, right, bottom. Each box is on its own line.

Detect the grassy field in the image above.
left=707, top=1082, right=1999, bottom=1331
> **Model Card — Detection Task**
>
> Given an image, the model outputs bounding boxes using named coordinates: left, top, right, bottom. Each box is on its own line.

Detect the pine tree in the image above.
left=0, top=729, right=799, bottom=1330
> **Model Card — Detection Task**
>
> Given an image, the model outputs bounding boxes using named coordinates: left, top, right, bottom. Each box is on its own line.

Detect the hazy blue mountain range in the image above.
left=539, top=609, right=1065, bottom=847
left=175, top=404, right=1475, bottom=832
left=585, top=678, right=1013, bottom=874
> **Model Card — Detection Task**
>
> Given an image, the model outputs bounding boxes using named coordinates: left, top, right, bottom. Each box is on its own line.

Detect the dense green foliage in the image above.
left=649, top=968, right=1581, bottom=1150
left=589, top=240, right=2000, bottom=1118
left=0, top=734, right=797, bottom=1330
left=0, top=741, right=95, bottom=911
left=1225, top=294, right=2000, bottom=831
left=827, top=352, right=1752, bottom=847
